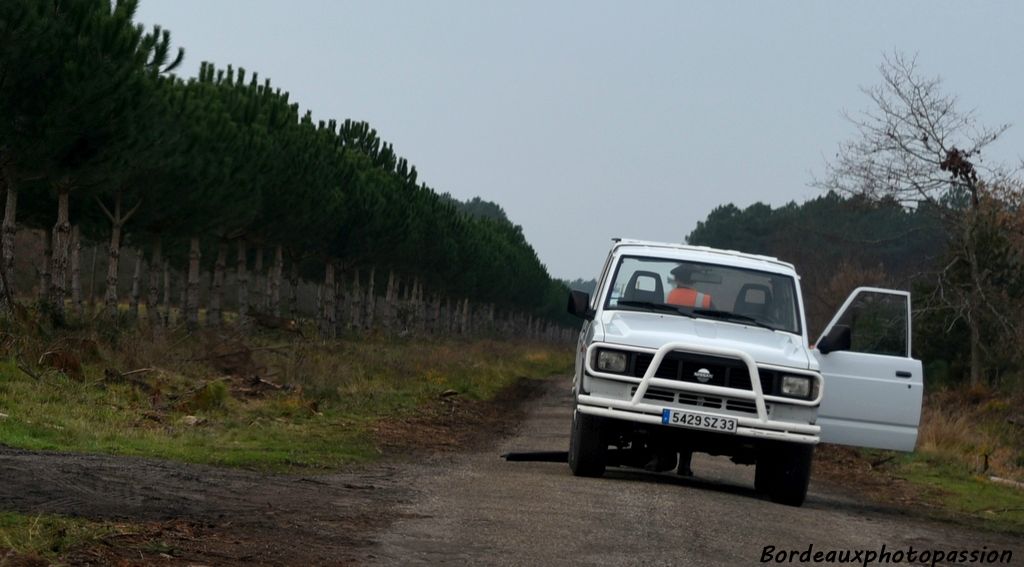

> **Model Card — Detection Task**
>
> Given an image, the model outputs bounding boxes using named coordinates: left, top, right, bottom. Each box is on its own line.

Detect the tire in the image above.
left=653, top=449, right=679, bottom=473
left=753, top=457, right=773, bottom=494
left=758, top=443, right=814, bottom=506
left=676, top=449, right=694, bottom=477
left=568, top=409, right=607, bottom=477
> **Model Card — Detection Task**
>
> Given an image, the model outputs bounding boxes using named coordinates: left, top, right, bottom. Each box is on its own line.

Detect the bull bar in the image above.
left=577, top=341, right=823, bottom=444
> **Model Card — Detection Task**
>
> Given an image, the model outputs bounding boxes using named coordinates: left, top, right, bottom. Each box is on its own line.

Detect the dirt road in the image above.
left=0, top=446, right=411, bottom=564
left=364, top=380, right=1022, bottom=566
left=1, top=376, right=1020, bottom=565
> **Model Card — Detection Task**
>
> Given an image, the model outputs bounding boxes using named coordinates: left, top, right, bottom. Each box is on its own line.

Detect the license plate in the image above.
left=661, top=409, right=737, bottom=433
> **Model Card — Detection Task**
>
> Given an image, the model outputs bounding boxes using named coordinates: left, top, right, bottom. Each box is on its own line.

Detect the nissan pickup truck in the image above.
left=566, top=239, right=923, bottom=506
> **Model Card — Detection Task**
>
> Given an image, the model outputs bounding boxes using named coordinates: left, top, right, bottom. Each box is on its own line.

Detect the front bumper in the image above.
left=578, top=341, right=822, bottom=445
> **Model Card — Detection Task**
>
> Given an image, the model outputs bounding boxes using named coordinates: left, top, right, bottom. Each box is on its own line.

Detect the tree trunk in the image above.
left=162, top=259, right=170, bottom=324
left=320, top=260, right=336, bottom=339
left=454, top=299, right=462, bottom=334
left=50, top=186, right=72, bottom=315
left=288, top=258, right=300, bottom=319
left=965, top=214, right=984, bottom=386
left=252, top=247, right=264, bottom=311
left=1, top=177, right=17, bottom=299
left=315, top=284, right=322, bottom=323
left=208, top=240, right=227, bottom=327
left=264, top=262, right=273, bottom=312
left=186, top=237, right=201, bottom=330
left=206, top=266, right=215, bottom=322
left=969, top=319, right=982, bottom=386
left=350, top=269, right=361, bottom=330
left=70, top=225, right=82, bottom=317
left=178, top=266, right=186, bottom=325
left=432, top=297, right=441, bottom=335
left=384, top=270, right=396, bottom=332
left=416, top=281, right=427, bottom=335
left=409, top=279, right=419, bottom=334
left=366, top=267, right=376, bottom=329
left=270, top=245, right=283, bottom=316
left=88, top=244, right=98, bottom=309
left=396, top=276, right=407, bottom=332
left=148, top=238, right=162, bottom=328
left=104, top=221, right=123, bottom=319
left=237, top=239, right=249, bottom=332
left=334, top=277, right=345, bottom=337
left=97, top=192, right=144, bottom=322
left=40, top=229, right=52, bottom=303
left=128, top=250, right=143, bottom=320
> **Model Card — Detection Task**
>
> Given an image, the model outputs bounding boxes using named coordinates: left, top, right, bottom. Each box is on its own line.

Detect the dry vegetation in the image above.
left=0, top=313, right=573, bottom=561
left=0, top=311, right=573, bottom=470
left=917, top=385, right=1024, bottom=479
left=816, top=384, right=1024, bottom=534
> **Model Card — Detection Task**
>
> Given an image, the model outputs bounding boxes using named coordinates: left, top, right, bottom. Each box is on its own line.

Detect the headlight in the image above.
left=596, top=350, right=628, bottom=373
left=781, top=375, right=812, bottom=399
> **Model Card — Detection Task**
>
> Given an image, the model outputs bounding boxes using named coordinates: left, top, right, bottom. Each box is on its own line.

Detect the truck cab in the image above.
left=566, top=239, right=923, bottom=506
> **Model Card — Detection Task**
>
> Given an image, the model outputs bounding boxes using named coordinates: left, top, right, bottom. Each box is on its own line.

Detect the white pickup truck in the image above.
left=566, top=239, right=923, bottom=506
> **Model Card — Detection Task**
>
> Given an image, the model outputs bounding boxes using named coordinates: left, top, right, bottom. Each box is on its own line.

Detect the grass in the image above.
left=825, top=384, right=1024, bottom=535
left=0, top=363, right=377, bottom=467
left=0, top=511, right=112, bottom=562
left=0, top=309, right=573, bottom=559
left=0, top=325, right=573, bottom=470
left=896, top=454, right=1024, bottom=533
left=916, top=386, right=1024, bottom=478
left=901, top=386, right=1024, bottom=534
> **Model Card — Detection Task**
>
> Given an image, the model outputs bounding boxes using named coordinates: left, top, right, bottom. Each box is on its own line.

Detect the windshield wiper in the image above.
left=690, top=309, right=782, bottom=332
left=617, top=300, right=696, bottom=318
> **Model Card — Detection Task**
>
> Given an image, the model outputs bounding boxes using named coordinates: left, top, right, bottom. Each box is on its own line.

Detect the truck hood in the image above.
left=595, top=310, right=811, bottom=370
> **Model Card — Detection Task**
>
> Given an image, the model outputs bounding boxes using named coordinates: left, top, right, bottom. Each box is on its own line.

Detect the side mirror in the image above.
left=817, top=325, right=851, bottom=354
left=567, top=290, right=595, bottom=321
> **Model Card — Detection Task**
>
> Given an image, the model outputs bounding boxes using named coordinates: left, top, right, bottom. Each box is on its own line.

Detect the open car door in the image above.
left=813, top=287, right=923, bottom=451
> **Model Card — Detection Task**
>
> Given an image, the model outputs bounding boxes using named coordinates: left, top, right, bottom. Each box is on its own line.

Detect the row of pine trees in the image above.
left=0, top=1, right=574, bottom=339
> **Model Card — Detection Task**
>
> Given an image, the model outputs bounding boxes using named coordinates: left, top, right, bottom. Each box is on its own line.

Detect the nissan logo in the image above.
left=694, top=368, right=714, bottom=382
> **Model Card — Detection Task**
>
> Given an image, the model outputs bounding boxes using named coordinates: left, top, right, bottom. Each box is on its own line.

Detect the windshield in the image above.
left=603, top=255, right=802, bottom=334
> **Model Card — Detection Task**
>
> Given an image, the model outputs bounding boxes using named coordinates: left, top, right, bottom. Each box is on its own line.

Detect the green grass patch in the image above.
left=0, top=335, right=572, bottom=471
left=0, top=511, right=111, bottom=559
left=847, top=384, right=1024, bottom=534
left=895, top=453, right=1024, bottom=534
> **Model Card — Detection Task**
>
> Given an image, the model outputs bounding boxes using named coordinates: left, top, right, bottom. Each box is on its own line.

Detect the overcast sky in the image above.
left=137, top=1, right=1024, bottom=281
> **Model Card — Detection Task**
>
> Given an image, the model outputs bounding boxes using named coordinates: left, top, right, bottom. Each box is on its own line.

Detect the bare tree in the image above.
left=816, top=52, right=1018, bottom=385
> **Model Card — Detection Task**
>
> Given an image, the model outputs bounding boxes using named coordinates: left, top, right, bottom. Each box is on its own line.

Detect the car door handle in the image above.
left=895, top=371, right=912, bottom=378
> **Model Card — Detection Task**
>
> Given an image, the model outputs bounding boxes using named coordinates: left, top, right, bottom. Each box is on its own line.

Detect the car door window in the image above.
left=831, top=291, right=909, bottom=357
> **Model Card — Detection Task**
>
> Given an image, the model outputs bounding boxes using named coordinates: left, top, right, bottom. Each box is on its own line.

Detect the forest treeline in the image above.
left=686, top=192, right=1019, bottom=387
left=0, top=1, right=574, bottom=340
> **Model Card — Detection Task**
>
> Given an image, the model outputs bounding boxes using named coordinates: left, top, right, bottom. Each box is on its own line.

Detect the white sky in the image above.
left=137, top=1, right=1024, bottom=280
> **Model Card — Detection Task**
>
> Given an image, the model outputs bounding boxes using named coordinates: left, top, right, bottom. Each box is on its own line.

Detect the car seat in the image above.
left=622, top=270, right=665, bottom=304
left=734, top=284, right=772, bottom=319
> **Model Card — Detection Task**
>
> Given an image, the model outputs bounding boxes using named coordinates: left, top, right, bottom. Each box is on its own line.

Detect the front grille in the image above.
left=630, top=386, right=768, bottom=415
left=725, top=399, right=759, bottom=413
left=634, top=386, right=674, bottom=402
left=625, top=351, right=782, bottom=396
left=678, top=392, right=722, bottom=408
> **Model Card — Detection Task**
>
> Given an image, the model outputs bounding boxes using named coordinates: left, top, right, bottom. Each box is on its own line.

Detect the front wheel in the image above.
left=568, top=409, right=607, bottom=477
left=756, top=443, right=814, bottom=506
